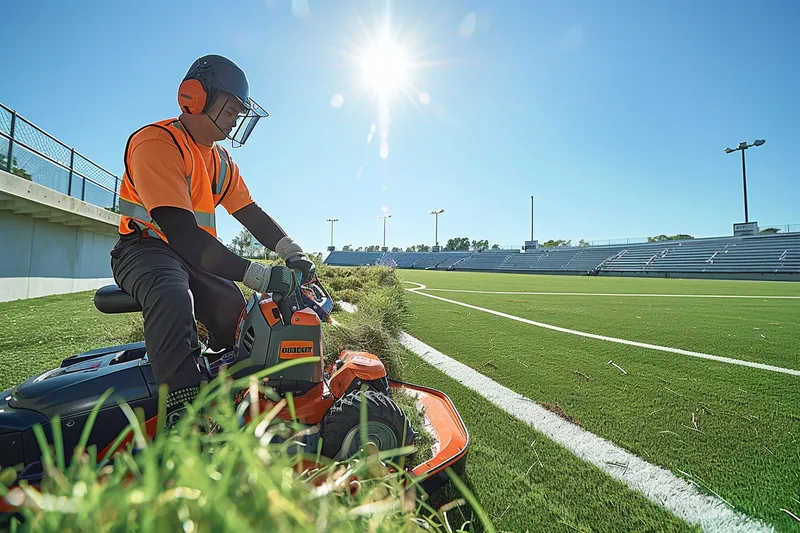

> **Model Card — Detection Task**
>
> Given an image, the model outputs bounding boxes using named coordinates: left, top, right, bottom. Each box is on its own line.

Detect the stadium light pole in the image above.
left=379, top=214, right=392, bottom=251
left=530, top=196, right=534, bottom=241
left=724, top=139, right=765, bottom=223
left=326, top=218, right=338, bottom=251
left=430, top=209, right=444, bottom=250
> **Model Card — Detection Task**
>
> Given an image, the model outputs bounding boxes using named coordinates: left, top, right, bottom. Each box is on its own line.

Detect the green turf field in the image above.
left=1, top=272, right=798, bottom=531
left=397, top=270, right=800, bottom=532
left=0, top=288, right=700, bottom=532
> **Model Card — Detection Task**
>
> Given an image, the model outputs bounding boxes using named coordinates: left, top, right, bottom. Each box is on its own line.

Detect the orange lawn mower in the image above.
left=0, top=272, right=469, bottom=516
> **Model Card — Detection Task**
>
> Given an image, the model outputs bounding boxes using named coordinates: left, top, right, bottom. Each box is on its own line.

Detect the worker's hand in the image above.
left=242, top=263, right=297, bottom=298
left=285, top=254, right=316, bottom=285
left=275, top=236, right=316, bottom=284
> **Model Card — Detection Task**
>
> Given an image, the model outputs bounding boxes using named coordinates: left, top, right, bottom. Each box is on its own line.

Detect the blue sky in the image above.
left=2, top=0, right=798, bottom=252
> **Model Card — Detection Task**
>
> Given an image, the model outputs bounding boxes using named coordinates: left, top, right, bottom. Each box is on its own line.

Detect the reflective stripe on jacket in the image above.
left=118, top=118, right=233, bottom=240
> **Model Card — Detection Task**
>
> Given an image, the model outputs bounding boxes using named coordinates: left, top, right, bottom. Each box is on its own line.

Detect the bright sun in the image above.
left=360, top=38, right=409, bottom=98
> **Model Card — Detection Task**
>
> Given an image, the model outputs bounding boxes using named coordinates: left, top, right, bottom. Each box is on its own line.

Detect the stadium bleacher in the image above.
left=456, top=251, right=516, bottom=271
left=323, top=233, right=800, bottom=280
left=323, top=251, right=384, bottom=266
left=596, top=234, right=800, bottom=274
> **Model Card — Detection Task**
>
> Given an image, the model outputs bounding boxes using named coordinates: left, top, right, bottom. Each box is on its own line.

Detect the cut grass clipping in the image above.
left=1, top=265, right=487, bottom=532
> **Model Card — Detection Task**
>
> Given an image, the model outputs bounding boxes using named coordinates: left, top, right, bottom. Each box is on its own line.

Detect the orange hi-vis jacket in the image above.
left=117, top=118, right=253, bottom=241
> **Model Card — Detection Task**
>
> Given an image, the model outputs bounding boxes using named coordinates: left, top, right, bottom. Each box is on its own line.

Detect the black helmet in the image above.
left=182, top=54, right=269, bottom=147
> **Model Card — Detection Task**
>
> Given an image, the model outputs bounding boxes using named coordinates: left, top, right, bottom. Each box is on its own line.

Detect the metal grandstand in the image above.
left=324, top=232, right=800, bottom=281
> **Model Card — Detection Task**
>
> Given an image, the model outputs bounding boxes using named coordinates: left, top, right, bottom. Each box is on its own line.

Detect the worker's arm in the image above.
left=151, top=206, right=250, bottom=280
left=217, top=158, right=288, bottom=251
left=231, top=203, right=287, bottom=251
left=150, top=207, right=293, bottom=296
left=220, top=163, right=316, bottom=283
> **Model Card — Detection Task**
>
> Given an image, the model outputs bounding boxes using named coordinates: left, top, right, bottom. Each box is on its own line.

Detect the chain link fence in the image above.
left=0, top=102, right=120, bottom=211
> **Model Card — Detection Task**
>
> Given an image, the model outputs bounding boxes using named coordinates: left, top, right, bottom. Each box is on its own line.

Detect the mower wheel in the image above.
left=320, top=389, right=413, bottom=462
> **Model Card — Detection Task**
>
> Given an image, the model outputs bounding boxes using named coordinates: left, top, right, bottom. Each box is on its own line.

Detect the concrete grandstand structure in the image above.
left=325, top=233, right=800, bottom=281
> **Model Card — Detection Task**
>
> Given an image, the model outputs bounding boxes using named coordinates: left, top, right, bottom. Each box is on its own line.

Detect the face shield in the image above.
left=186, top=55, right=269, bottom=148
left=207, top=88, right=269, bottom=148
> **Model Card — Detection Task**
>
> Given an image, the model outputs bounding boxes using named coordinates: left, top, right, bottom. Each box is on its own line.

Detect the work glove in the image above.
left=242, top=263, right=297, bottom=299
left=275, top=236, right=316, bottom=284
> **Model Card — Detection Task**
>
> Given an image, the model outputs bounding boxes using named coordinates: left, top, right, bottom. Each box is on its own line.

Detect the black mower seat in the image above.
left=94, top=284, right=142, bottom=314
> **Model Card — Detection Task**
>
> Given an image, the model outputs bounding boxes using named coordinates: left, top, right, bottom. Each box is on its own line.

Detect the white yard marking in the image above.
left=403, top=282, right=800, bottom=377
left=399, top=331, right=775, bottom=533
left=422, top=288, right=800, bottom=299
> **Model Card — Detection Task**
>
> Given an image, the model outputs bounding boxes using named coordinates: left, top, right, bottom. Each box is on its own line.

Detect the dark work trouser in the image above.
left=109, top=235, right=246, bottom=392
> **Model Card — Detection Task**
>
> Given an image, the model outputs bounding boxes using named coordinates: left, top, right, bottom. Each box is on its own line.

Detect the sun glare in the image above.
left=333, top=6, right=453, bottom=163
left=361, top=38, right=409, bottom=97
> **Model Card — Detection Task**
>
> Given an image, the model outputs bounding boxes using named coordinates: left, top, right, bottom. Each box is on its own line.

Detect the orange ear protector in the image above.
left=177, top=78, right=208, bottom=114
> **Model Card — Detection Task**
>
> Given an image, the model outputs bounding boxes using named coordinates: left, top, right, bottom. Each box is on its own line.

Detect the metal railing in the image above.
left=0, top=102, right=120, bottom=211
left=756, top=223, right=800, bottom=235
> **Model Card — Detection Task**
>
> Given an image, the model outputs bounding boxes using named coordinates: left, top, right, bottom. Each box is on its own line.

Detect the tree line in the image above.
left=340, top=238, right=502, bottom=252
left=225, top=226, right=787, bottom=257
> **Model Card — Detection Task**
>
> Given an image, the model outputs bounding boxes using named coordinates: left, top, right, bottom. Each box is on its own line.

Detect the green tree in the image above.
left=471, top=239, right=489, bottom=251
left=491, top=244, right=500, bottom=249
left=759, top=227, right=780, bottom=234
left=578, top=239, right=590, bottom=248
left=227, top=228, right=258, bottom=257
left=342, top=245, right=353, bottom=251
left=416, top=244, right=431, bottom=252
left=542, top=239, right=571, bottom=247
left=444, top=237, right=470, bottom=251
left=648, top=234, right=694, bottom=242
left=0, top=154, right=32, bottom=181
left=391, top=246, right=403, bottom=252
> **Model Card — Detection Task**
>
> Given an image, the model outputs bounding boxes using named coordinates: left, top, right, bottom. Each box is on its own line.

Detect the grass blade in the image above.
left=444, top=467, right=497, bottom=533
left=50, top=415, right=65, bottom=472
left=72, top=387, right=115, bottom=469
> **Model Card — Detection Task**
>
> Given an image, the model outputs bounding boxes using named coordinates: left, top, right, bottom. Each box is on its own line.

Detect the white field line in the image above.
left=403, top=282, right=800, bottom=377
left=422, top=288, right=800, bottom=300
left=398, top=331, right=775, bottom=533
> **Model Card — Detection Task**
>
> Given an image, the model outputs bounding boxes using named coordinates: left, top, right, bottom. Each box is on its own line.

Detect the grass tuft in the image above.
left=1, top=370, right=479, bottom=532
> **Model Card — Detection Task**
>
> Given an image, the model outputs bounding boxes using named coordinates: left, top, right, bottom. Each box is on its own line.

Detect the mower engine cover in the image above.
left=228, top=278, right=330, bottom=390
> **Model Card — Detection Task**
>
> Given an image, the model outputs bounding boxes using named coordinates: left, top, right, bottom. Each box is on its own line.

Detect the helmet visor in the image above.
left=204, top=69, right=269, bottom=147
left=230, top=98, right=269, bottom=148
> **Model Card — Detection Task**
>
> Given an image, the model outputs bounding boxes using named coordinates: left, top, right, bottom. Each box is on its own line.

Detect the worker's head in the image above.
left=177, top=54, right=269, bottom=147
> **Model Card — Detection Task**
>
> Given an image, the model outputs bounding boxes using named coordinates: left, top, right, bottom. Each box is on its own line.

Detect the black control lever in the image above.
left=274, top=269, right=303, bottom=325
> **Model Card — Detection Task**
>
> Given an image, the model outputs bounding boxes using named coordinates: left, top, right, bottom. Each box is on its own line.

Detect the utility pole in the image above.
left=430, top=209, right=444, bottom=251
left=379, top=214, right=392, bottom=251
left=326, top=218, right=338, bottom=251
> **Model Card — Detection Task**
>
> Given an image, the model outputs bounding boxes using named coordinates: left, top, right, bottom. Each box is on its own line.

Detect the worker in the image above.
left=110, top=54, right=315, bottom=428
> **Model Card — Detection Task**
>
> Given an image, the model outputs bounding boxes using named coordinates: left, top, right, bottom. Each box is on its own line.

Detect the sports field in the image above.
left=397, top=270, right=800, bottom=532
left=1, top=271, right=798, bottom=531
